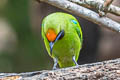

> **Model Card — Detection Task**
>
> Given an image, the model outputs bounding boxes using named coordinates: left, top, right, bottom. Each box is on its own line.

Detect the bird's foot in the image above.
left=75, top=64, right=79, bottom=68
left=72, top=56, right=79, bottom=67
left=52, top=67, right=59, bottom=70
left=52, top=58, right=58, bottom=70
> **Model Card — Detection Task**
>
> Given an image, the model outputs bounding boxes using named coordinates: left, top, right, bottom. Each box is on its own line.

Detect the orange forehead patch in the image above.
left=46, top=29, right=57, bottom=42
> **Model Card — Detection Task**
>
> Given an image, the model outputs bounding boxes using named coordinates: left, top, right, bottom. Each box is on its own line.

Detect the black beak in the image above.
left=49, top=30, right=64, bottom=55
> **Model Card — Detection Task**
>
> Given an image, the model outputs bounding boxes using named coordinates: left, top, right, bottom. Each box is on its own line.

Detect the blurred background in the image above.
left=0, top=0, right=120, bottom=72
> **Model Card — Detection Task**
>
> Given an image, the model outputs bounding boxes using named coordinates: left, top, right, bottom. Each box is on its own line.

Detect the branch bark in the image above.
left=0, top=58, right=120, bottom=80
left=68, top=0, right=120, bottom=16
left=39, top=0, right=120, bottom=33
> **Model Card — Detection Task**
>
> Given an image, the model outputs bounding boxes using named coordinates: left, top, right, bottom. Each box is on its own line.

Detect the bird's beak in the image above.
left=49, top=41, right=54, bottom=55
left=49, top=30, right=64, bottom=55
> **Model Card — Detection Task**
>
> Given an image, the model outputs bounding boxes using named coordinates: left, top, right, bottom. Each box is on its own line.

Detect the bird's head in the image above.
left=42, top=12, right=80, bottom=55
left=45, top=28, right=64, bottom=54
left=41, top=12, right=68, bottom=55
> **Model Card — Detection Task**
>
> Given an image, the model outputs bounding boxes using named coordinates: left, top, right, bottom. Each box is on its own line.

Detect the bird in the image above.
left=41, top=12, right=83, bottom=69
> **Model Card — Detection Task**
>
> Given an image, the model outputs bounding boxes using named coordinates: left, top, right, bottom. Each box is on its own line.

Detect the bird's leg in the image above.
left=72, top=56, right=79, bottom=66
left=52, top=58, right=58, bottom=70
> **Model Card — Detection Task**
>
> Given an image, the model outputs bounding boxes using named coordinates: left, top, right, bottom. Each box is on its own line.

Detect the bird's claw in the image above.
left=52, top=67, right=58, bottom=70
left=52, top=58, right=58, bottom=70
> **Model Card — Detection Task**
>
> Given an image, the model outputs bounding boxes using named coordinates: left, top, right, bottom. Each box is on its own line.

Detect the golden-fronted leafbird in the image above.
left=41, top=12, right=83, bottom=69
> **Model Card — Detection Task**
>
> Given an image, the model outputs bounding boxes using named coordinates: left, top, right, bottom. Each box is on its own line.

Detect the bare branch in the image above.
left=39, top=0, right=120, bottom=32
left=69, top=0, right=120, bottom=16
left=103, top=0, right=113, bottom=7
left=0, top=58, right=120, bottom=79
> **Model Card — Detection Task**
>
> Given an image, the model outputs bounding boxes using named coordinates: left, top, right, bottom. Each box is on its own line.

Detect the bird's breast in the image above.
left=52, top=32, right=81, bottom=59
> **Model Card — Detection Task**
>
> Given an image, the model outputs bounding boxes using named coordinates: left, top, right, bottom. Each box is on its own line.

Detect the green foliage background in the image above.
left=0, top=0, right=52, bottom=72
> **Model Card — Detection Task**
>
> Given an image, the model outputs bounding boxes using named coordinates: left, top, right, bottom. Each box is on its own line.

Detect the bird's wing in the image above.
left=71, top=19, right=83, bottom=43
left=75, top=25, right=83, bottom=43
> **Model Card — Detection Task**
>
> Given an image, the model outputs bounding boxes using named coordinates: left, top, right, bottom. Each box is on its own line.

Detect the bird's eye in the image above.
left=58, top=30, right=64, bottom=40
left=55, top=30, right=64, bottom=41
left=71, top=20, right=77, bottom=24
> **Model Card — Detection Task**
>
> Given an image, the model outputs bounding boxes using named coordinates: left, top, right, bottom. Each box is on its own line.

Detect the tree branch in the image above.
left=39, top=0, right=120, bottom=33
left=68, top=0, right=120, bottom=16
left=0, top=58, right=120, bottom=79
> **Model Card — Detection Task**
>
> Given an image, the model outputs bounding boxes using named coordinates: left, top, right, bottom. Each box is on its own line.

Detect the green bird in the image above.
left=41, top=12, right=83, bottom=69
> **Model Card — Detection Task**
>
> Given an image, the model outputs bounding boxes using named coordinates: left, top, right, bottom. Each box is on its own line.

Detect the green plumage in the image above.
left=42, top=12, right=83, bottom=68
